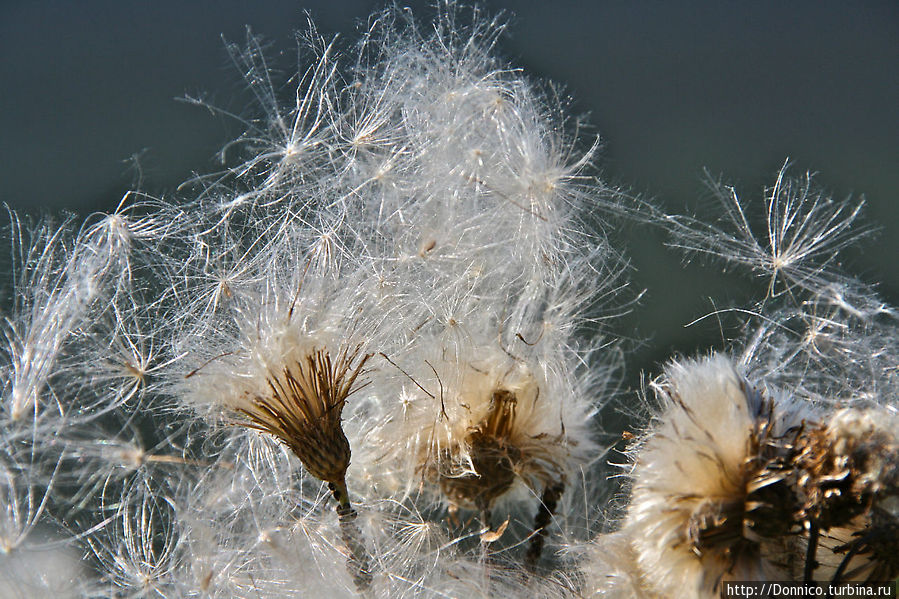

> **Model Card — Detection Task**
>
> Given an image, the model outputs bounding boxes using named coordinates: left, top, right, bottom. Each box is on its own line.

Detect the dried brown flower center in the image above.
left=439, top=389, right=521, bottom=511
left=234, top=346, right=370, bottom=486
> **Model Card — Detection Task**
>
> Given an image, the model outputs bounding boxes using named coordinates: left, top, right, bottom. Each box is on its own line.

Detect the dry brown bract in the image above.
left=232, top=345, right=374, bottom=589
left=434, top=381, right=568, bottom=568
left=789, top=408, right=899, bottom=581
left=685, top=391, right=801, bottom=576
left=235, top=346, right=371, bottom=493
left=439, top=389, right=523, bottom=514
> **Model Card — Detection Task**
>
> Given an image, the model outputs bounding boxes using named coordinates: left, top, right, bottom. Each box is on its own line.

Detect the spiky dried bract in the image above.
left=437, top=388, right=522, bottom=512
left=234, top=346, right=370, bottom=488
left=226, top=345, right=374, bottom=590
left=603, top=353, right=899, bottom=595
left=789, top=408, right=899, bottom=581
left=795, top=409, right=897, bottom=529
left=183, top=333, right=375, bottom=589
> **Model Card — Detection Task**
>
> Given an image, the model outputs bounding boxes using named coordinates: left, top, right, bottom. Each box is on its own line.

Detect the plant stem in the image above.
left=329, top=479, right=373, bottom=592
left=525, top=482, right=564, bottom=571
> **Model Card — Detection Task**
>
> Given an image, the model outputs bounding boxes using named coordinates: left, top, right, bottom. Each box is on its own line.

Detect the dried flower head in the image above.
left=233, top=346, right=371, bottom=499
left=438, top=387, right=527, bottom=512
left=422, top=355, right=572, bottom=516
left=615, top=353, right=899, bottom=596
left=182, top=330, right=376, bottom=590
left=788, top=407, right=899, bottom=582
left=624, top=354, right=813, bottom=598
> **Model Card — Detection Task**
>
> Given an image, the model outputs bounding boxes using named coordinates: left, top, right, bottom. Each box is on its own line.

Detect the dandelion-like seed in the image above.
left=665, top=163, right=870, bottom=298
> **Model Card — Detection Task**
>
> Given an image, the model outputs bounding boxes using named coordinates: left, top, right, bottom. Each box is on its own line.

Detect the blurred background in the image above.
left=1, top=0, right=896, bottom=387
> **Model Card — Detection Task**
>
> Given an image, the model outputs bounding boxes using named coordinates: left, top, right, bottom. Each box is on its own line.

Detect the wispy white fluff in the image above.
left=8, top=3, right=897, bottom=598
left=620, top=355, right=813, bottom=597
left=665, top=161, right=870, bottom=299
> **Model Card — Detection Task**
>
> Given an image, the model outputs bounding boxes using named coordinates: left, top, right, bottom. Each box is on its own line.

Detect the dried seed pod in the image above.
left=790, top=408, right=899, bottom=582
left=793, top=408, right=898, bottom=530
left=423, top=357, right=572, bottom=528
left=623, top=355, right=899, bottom=595
left=438, top=388, right=525, bottom=514
left=235, top=347, right=371, bottom=490
left=225, top=344, right=375, bottom=590
left=625, top=354, right=813, bottom=598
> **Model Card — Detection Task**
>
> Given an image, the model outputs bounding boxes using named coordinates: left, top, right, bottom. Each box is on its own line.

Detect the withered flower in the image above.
left=236, top=347, right=369, bottom=498
left=439, top=389, right=524, bottom=515
left=625, top=355, right=899, bottom=597
left=233, top=345, right=374, bottom=590
left=789, top=408, right=899, bottom=582
left=624, top=355, right=812, bottom=598
left=434, top=380, right=568, bottom=568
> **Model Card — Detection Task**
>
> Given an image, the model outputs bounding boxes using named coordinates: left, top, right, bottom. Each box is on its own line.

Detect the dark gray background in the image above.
left=1, top=1, right=896, bottom=383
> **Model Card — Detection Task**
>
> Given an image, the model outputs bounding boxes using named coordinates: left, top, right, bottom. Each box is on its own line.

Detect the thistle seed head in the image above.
left=233, top=346, right=371, bottom=487
left=794, top=408, right=898, bottom=529
left=414, top=354, right=572, bottom=519
left=626, top=354, right=813, bottom=597
left=438, top=388, right=523, bottom=511
left=789, top=408, right=899, bottom=581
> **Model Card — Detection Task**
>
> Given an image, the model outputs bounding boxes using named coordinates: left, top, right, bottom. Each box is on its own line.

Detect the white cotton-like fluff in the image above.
left=361, top=342, right=593, bottom=507
left=580, top=531, right=657, bottom=599
left=173, top=433, right=368, bottom=599
left=1, top=207, right=150, bottom=423
left=328, top=7, right=615, bottom=525
left=153, top=5, right=621, bottom=593
left=623, top=354, right=812, bottom=598
left=0, top=536, right=84, bottom=599
left=1, top=5, right=629, bottom=597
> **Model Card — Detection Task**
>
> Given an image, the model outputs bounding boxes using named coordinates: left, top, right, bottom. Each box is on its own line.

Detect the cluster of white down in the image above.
left=165, top=6, right=619, bottom=596
left=0, top=6, right=623, bottom=598
left=580, top=169, right=899, bottom=598
left=3, top=6, right=897, bottom=599
left=583, top=354, right=899, bottom=599
left=583, top=356, right=809, bottom=597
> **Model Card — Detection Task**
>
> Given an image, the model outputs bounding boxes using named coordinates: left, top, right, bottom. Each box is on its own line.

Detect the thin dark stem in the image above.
left=804, top=522, right=820, bottom=582
left=329, top=480, right=373, bottom=592
left=829, top=533, right=872, bottom=589
left=525, top=482, right=564, bottom=571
